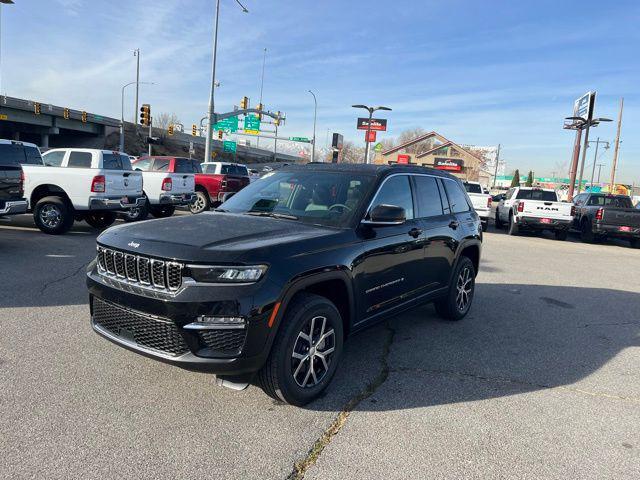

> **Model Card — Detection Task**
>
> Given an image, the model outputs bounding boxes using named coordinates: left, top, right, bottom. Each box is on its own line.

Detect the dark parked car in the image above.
left=572, top=192, right=640, bottom=247
left=0, top=140, right=30, bottom=218
left=86, top=164, right=482, bottom=405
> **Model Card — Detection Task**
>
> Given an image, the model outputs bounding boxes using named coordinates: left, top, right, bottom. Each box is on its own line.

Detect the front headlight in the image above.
left=189, top=265, right=268, bottom=283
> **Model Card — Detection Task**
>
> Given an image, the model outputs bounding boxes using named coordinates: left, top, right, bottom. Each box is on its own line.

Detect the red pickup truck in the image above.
left=135, top=157, right=250, bottom=213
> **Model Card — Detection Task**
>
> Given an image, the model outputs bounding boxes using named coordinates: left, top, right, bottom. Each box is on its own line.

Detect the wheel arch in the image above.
left=30, top=185, right=71, bottom=209
left=453, top=240, right=481, bottom=279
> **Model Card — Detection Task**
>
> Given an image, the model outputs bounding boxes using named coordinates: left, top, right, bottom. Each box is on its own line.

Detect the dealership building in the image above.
left=374, top=131, right=492, bottom=184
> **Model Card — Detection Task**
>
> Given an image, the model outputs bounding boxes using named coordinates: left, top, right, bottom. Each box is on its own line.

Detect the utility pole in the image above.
left=596, top=163, right=604, bottom=183
left=492, top=143, right=501, bottom=189
left=308, top=90, right=317, bottom=163
left=257, top=47, right=266, bottom=149
left=588, top=138, right=609, bottom=188
left=133, top=49, right=140, bottom=127
left=609, top=98, right=624, bottom=192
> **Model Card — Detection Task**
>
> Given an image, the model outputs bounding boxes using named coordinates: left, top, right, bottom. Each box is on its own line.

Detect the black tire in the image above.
left=33, top=196, right=74, bottom=235
left=481, top=221, right=488, bottom=232
left=434, top=256, right=476, bottom=321
left=630, top=237, right=640, bottom=249
left=554, top=229, right=568, bottom=241
left=580, top=220, right=594, bottom=243
left=149, top=205, right=176, bottom=218
left=85, top=211, right=117, bottom=229
left=189, top=190, right=210, bottom=214
left=257, top=293, right=344, bottom=406
left=495, top=210, right=503, bottom=229
left=507, top=213, right=519, bottom=236
left=122, top=199, right=149, bottom=222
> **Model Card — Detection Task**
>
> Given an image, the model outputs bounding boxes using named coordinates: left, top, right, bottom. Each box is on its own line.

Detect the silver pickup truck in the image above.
left=463, top=181, right=491, bottom=232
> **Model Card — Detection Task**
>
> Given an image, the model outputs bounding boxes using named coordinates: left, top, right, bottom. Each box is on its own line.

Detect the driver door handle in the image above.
left=408, top=227, right=422, bottom=238
left=448, top=220, right=459, bottom=230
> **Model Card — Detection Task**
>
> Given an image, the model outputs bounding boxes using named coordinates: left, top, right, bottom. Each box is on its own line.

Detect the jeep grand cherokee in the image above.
left=87, top=164, right=482, bottom=405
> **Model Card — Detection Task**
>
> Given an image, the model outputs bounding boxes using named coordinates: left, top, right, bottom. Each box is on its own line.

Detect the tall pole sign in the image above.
left=609, top=97, right=624, bottom=193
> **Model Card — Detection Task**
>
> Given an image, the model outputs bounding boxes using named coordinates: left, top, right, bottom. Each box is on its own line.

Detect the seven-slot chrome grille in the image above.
left=96, top=246, right=183, bottom=291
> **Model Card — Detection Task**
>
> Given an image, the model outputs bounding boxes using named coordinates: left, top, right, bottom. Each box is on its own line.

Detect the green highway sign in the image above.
left=289, top=137, right=311, bottom=143
left=214, top=116, right=238, bottom=133
left=244, top=115, right=261, bottom=134
left=223, top=140, right=237, bottom=153
left=374, top=142, right=383, bottom=152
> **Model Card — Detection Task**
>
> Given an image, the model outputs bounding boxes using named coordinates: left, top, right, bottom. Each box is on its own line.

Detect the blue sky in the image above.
left=3, top=0, right=639, bottom=181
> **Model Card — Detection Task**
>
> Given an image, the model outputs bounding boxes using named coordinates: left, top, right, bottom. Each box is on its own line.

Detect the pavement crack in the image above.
left=287, top=322, right=396, bottom=480
left=579, top=321, right=640, bottom=328
left=40, top=261, right=90, bottom=295
left=391, top=366, right=640, bottom=404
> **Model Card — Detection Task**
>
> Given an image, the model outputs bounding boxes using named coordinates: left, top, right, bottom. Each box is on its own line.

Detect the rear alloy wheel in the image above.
left=508, top=214, right=519, bottom=236
left=435, top=256, right=476, bottom=321
left=85, top=211, right=117, bottom=229
left=258, top=293, right=344, bottom=406
left=495, top=210, right=504, bottom=229
left=189, top=190, right=210, bottom=214
left=581, top=220, right=595, bottom=243
left=122, top=199, right=149, bottom=222
left=33, top=196, right=74, bottom=235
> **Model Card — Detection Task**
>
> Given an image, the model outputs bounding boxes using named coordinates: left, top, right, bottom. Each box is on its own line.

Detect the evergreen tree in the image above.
left=510, top=169, right=520, bottom=187
left=525, top=170, right=534, bottom=187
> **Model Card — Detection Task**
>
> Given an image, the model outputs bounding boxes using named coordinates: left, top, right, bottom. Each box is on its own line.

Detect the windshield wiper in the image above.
left=245, top=211, right=299, bottom=220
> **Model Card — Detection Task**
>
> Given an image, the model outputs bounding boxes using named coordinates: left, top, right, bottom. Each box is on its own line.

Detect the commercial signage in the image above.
left=357, top=118, right=387, bottom=131
left=434, top=157, right=464, bottom=172
left=397, top=154, right=411, bottom=164
left=331, top=133, right=344, bottom=149
left=573, top=91, right=595, bottom=122
left=374, top=142, right=383, bottom=152
left=366, top=130, right=377, bottom=142
left=215, top=116, right=239, bottom=133
left=244, top=115, right=261, bottom=134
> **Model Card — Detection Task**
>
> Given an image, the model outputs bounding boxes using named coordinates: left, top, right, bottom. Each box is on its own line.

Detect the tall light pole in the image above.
left=0, top=0, right=15, bottom=96
left=308, top=90, right=317, bottom=162
left=121, top=81, right=154, bottom=152
left=204, top=0, right=249, bottom=163
left=492, top=143, right=501, bottom=189
left=256, top=47, right=266, bottom=149
left=133, top=49, right=140, bottom=125
left=352, top=104, right=392, bottom=164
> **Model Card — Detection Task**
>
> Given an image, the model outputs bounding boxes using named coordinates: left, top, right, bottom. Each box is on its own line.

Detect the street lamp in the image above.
left=204, top=0, right=249, bottom=163
left=308, top=90, right=317, bottom=162
left=0, top=0, right=15, bottom=96
left=352, top=104, right=392, bottom=164
left=121, top=81, right=154, bottom=152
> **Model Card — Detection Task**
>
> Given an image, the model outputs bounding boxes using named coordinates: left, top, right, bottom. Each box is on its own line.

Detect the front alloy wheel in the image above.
left=291, top=315, right=336, bottom=388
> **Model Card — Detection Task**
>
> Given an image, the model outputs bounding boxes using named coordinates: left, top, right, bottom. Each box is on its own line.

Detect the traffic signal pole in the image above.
left=148, top=116, right=152, bottom=156
left=204, top=0, right=221, bottom=163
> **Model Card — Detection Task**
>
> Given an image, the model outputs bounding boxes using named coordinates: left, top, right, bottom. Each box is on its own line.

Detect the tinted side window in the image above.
left=175, top=159, right=193, bottom=173
left=237, top=165, right=249, bottom=176
left=192, top=160, right=202, bottom=173
left=443, top=179, right=470, bottom=214
left=42, top=151, right=65, bottom=167
left=24, top=146, right=43, bottom=165
left=152, top=159, right=170, bottom=172
left=573, top=194, right=586, bottom=206
left=102, top=153, right=123, bottom=170
left=220, top=164, right=231, bottom=175
left=67, top=152, right=92, bottom=168
left=413, top=176, right=444, bottom=218
left=370, top=175, right=414, bottom=220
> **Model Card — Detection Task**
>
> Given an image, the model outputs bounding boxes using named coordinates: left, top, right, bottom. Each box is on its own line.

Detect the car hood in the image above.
left=97, top=212, right=343, bottom=263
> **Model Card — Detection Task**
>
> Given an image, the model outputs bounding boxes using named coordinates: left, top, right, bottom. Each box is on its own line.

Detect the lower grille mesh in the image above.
left=92, top=297, right=189, bottom=357
left=199, top=329, right=246, bottom=354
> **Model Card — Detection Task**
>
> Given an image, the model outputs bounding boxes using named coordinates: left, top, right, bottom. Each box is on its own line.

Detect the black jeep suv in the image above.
left=87, top=164, right=482, bottom=405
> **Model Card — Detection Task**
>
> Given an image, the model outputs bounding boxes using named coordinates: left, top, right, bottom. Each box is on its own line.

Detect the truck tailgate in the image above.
left=105, top=171, right=143, bottom=195
left=167, top=173, right=195, bottom=194
left=601, top=208, right=640, bottom=228
left=224, top=175, right=250, bottom=192
left=519, top=200, right=572, bottom=220
left=0, top=165, right=23, bottom=202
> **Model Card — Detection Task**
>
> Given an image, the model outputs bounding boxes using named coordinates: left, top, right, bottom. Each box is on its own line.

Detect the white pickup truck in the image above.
left=495, top=186, right=573, bottom=240
left=463, top=181, right=491, bottom=232
left=123, top=156, right=196, bottom=221
left=22, top=148, right=145, bottom=234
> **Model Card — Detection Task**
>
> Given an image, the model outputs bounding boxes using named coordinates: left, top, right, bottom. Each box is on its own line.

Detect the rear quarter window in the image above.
left=175, top=159, right=194, bottom=173
left=67, top=152, right=93, bottom=168
left=23, top=146, right=43, bottom=165
left=443, top=179, right=471, bottom=214
left=102, top=153, right=132, bottom=170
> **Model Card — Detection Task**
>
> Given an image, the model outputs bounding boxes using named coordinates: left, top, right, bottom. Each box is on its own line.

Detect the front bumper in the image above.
left=594, top=223, right=640, bottom=239
left=159, top=193, right=196, bottom=206
left=516, top=216, right=571, bottom=230
left=0, top=199, right=28, bottom=216
left=89, top=195, right=147, bottom=211
left=86, top=264, right=281, bottom=375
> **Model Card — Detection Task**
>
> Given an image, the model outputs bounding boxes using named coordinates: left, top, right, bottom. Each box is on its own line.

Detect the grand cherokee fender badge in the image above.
left=128, top=241, right=140, bottom=249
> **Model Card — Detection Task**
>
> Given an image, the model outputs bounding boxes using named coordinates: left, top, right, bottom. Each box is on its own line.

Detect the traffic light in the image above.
left=239, top=96, right=249, bottom=109
left=140, top=104, right=151, bottom=126
left=256, top=103, right=263, bottom=120
left=192, top=124, right=197, bottom=136
left=34, top=102, right=41, bottom=115
left=274, top=111, right=281, bottom=126
left=63, top=108, right=70, bottom=120
left=217, top=130, right=223, bottom=140
left=168, top=124, right=174, bottom=135
left=81, top=111, right=87, bottom=123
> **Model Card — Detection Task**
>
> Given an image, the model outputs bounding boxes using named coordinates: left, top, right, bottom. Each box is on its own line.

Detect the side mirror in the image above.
left=135, top=168, right=142, bottom=171
left=362, top=204, right=406, bottom=226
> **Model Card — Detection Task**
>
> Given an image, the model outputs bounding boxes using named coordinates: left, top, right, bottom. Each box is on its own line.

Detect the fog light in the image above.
left=184, top=316, right=246, bottom=330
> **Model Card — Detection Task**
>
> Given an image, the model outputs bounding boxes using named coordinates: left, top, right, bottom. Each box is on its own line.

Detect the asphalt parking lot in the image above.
left=1, top=213, right=639, bottom=479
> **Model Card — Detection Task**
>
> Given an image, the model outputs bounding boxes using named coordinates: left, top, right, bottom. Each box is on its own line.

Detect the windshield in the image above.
left=516, top=189, right=557, bottom=201
left=463, top=183, right=483, bottom=194
left=220, top=170, right=375, bottom=228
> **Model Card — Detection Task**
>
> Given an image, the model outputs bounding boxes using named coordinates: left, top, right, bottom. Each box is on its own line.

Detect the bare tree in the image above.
left=155, top=112, right=181, bottom=131
left=323, top=141, right=365, bottom=163
left=396, top=127, right=432, bottom=154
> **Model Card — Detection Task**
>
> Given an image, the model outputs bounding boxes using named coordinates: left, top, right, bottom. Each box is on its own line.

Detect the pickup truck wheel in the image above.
left=495, top=210, right=504, bottom=229
left=554, top=230, right=568, bottom=241
left=630, top=238, right=640, bottom=249
left=149, top=205, right=175, bottom=218
left=122, top=200, right=149, bottom=222
left=435, top=256, right=475, bottom=321
left=580, top=220, right=595, bottom=243
left=508, top=213, right=519, bottom=236
left=257, top=293, right=344, bottom=406
left=481, top=221, right=488, bottom=232
left=85, top=212, right=117, bottom=229
left=33, top=196, right=74, bottom=235
left=189, top=190, right=210, bottom=214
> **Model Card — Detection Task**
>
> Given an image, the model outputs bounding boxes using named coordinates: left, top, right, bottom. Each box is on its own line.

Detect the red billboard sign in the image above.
left=366, top=130, right=377, bottom=142
left=357, top=118, right=387, bottom=131
left=397, top=154, right=410, bottom=164
left=433, top=157, right=463, bottom=172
